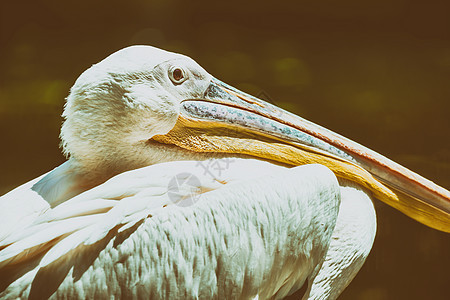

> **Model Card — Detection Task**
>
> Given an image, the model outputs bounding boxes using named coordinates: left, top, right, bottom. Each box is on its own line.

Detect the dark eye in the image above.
left=169, top=66, right=187, bottom=84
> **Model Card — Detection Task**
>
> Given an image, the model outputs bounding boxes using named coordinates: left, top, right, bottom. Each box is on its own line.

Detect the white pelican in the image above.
left=0, top=46, right=448, bottom=299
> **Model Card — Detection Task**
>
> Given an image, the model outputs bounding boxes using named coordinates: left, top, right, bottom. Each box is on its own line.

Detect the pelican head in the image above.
left=61, top=46, right=214, bottom=177
left=60, top=45, right=449, bottom=232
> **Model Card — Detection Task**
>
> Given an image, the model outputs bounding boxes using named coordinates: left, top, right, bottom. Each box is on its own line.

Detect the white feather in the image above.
left=0, top=162, right=341, bottom=300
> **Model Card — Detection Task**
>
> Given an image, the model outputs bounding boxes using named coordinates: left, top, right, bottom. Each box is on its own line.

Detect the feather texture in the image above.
left=0, top=161, right=341, bottom=299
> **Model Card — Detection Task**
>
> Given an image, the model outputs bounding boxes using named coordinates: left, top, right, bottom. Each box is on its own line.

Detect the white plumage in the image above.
left=1, top=161, right=371, bottom=299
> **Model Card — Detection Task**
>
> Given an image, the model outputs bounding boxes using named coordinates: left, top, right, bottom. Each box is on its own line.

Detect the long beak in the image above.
left=153, top=78, right=450, bottom=232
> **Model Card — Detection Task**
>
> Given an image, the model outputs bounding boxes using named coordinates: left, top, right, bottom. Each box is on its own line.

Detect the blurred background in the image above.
left=1, top=0, right=449, bottom=299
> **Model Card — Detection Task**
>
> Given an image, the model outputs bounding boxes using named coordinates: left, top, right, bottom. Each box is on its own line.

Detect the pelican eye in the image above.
left=169, top=66, right=187, bottom=84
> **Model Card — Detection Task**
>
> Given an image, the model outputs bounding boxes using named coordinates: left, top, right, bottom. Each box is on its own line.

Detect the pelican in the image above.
left=0, top=45, right=448, bottom=299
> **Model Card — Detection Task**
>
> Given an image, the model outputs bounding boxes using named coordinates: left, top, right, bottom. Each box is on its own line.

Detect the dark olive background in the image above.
left=1, top=1, right=449, bottom=299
